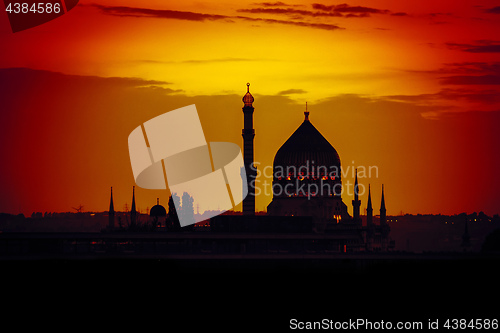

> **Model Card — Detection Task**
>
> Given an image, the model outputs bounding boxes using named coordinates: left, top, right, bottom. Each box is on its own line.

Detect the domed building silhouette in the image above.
left=106, top=83, right=393, bottom=254
left=267, top=104, right=350, bottom=224
left=150, top=198, right=167, bottom=228
left=235, top=84, right=392, bottom=250
left=150, top=198, right=167, bottom=218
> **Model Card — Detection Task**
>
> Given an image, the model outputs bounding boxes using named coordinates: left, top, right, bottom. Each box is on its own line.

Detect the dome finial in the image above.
left=304, top=102, right=310, bottom=121
left=243, top=82, right=254, bottom=106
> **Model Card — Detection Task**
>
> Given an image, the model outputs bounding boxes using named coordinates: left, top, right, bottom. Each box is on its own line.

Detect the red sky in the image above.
left=1, top=0, right=500, bottom=217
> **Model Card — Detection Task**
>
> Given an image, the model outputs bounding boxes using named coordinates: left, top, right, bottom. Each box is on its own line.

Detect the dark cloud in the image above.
left=445, top=40, right=500, bottom=53
left=406, top=61, right=500, bottom=86
left=438, top=88, right=500, bottom=103
left=240, top=2, right=403, bottom=19
left=90, top=4, right=343, bottom=31
left=312, top=3, right=390, bottom=15
left=252, top=1, right=302, bottom=7
left=439, top=75, right=500, bottom=85
left=485, top=6, right=500, bottom=14
left=385, top=88, right=500, bottom=105
left=0, top=67, right=172, bottom=88
left=235, top=15, right=343, bottom=30
left=440, top=62, right=500, bottom=75
left=277, top=88, right=307, bottom=95
left=238, top=7, right=342, bottom=18
left=90, top=4, right=230, bottom=21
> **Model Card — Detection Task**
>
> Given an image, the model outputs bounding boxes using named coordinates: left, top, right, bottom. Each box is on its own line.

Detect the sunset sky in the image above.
left=1, top=0, right=499, bottom=217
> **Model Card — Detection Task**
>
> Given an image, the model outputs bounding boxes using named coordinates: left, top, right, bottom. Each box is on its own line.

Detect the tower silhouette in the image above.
left=380, top=184, right=386, bottom=226
left=365, top=184, right=374, bottom=251
left=109, top=186, right=115, bottom=229
left=352, top=169, right=361, bottom=224
left=366, top=184, right=373, bottom=227
left=130, top=186, right=137, bottom=226
left=379, top=184, right=390, bottom=250
left=242, top=83, right=255, bottom=216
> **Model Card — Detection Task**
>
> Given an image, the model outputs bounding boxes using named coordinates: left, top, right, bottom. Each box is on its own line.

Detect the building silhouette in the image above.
left=264, top=97, right=391, bottom=250
left=242, top=83, right=256, bottom=216
left=267, top=106, right=349, bottom=223
left=150, top=198, right=167, bottom=228
left=101, top=84, right=393, bottom=252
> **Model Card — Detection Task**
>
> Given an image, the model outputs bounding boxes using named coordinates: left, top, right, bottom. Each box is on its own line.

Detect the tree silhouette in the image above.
left=180, top=192, right=195, bottom=226
left=166, top=192, right=195, bottom=230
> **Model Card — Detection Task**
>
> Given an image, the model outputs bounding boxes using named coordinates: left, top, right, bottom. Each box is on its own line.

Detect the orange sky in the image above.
left=1, top=0, right=500, bottom=217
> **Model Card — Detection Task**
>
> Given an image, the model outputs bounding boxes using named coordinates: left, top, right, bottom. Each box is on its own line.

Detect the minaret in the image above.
left=380, top=184, right=386, bottom=226
left=366, top=184, right=373, bottom=227
left=130, top=186, right=137, bottom=225
left=242, top=83, right=255, bottom=216
left=379, top=184, right=389, bottom=251
left=352, top=168, right=361, bottom=223
left=365, top=184, right=374, bottom=251
left=109, top=187, right=115, bottom=229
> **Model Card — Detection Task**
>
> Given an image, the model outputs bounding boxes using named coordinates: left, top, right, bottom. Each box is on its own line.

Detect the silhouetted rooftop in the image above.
left=273, top=117, right=341, bottom=171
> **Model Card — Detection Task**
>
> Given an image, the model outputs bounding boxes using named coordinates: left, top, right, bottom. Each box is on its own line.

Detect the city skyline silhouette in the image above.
left=1, top=83, right=499, bottom=257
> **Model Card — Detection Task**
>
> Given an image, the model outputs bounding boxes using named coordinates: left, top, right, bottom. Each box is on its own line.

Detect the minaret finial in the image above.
left=304, top=102, right=310, bottom=121
left=243, top=82, right=254, bottom=106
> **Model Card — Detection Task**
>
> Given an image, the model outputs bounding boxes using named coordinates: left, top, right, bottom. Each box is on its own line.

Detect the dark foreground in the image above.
left=1, top=230, right=498, bottom=332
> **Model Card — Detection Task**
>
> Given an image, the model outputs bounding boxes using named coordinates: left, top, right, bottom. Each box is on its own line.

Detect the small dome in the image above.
left=150, top=198, right=167, bottom=217
left=242, top=83, right=254, bottom=106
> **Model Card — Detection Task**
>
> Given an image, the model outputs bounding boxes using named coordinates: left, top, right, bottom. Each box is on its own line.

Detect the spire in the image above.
left=352, top=168, right=361, bottom=223
left=131, top=186, right=137, bottom=224
left=304, top=102, right=310, bottom=121
left=367, top=184, right=372, bottom=211
left=366, top=184, right=373, bottom=226
left=354, top=168, right=359, bottom=201
left=157, top=198, right=159, bottom=205
left=380, top=184, right=386, bottom=211
left=131, top=186, right=136, bottom=212
left=109, top=187, right=114, bottom=213
left=108, top=186, right=115, bottom=229
left=380, top=184, right=387, bottom=226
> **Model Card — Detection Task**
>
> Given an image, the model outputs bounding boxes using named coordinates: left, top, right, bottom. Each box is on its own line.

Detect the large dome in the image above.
left=273, top=116, right=341, bottom=173
left=270, top=113, right=342, bottom=200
